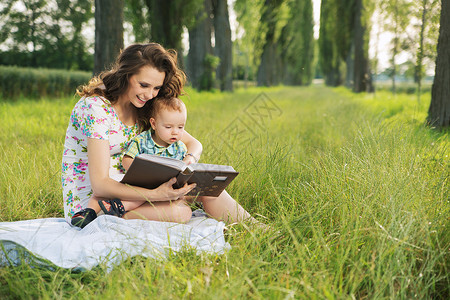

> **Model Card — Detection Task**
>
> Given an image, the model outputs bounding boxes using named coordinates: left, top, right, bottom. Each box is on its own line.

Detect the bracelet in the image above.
left=186, top=153, right=198, bottom=163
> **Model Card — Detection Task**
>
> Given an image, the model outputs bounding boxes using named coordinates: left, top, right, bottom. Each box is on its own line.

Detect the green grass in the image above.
left=0, top=86, right=449, bottom=299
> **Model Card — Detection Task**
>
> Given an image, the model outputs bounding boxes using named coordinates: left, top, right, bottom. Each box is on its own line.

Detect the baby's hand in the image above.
left=183, top=153, right=197, bottom=165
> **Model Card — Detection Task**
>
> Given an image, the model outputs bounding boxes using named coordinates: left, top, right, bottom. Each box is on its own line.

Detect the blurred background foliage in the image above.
left=0, top=0, right=440, bottom=90
left=0, top=0, right=447, bottom=127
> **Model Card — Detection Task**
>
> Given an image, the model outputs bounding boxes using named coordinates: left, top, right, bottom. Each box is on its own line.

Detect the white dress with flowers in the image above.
left=61, top=96, right=138, bottom=221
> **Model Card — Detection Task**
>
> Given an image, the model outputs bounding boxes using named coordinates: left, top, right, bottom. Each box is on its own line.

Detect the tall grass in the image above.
left=0, top=86, right=448, bottom=298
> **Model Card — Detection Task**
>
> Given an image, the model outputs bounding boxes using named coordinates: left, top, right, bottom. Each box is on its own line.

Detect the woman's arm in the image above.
left=122, top=155, right=133, bottom=171
left=181, top=130, right=202, bottom=164
left=88, top=138, right=195, bottom=201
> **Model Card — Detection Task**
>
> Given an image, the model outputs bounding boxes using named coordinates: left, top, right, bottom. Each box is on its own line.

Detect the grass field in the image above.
left=0, top=86, right=449, bottom=298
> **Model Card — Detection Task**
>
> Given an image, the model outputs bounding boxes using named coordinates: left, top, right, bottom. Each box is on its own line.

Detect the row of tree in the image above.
left=96, top=0, right=316, bottom=91
left=0, top=0, right=437, bottom=93
left=319, top=0, right=372, bottom=92
left=318, top=0, right=440, bottom=95
left=0, top=0, right=315, bottom=91
left=0, top=0, right=448, bottom=126
left=317, top=0, right=448, bottom=127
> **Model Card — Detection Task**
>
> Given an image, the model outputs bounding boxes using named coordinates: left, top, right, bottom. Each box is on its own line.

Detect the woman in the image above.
left=62, top=43, right=255, bottom=226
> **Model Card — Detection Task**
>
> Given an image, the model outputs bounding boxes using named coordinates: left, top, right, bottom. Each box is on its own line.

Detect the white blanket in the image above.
left=0, top=211, right=230, bottom=271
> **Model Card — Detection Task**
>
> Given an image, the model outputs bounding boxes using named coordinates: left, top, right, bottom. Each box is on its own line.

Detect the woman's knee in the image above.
left=171, top=201, right=192, bottom=223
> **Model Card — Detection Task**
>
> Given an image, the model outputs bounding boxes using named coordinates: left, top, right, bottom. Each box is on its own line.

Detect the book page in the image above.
left=188, top=163, right=236, bottom=173
left=138, top=154, right=187, bottom=171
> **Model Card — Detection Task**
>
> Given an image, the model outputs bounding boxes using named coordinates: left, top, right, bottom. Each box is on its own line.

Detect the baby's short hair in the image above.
left=150, top=97, right=186, bottom=118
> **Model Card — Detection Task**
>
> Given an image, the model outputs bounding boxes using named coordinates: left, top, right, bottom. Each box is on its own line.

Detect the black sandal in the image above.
left=98, top=198, right=126, bottom=217
left=71, top=208, right=97, bottom=228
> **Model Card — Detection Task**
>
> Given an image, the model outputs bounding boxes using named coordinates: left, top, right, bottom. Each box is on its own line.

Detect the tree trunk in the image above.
left=30, top=9, right=37, bottom=67
left=94, top=0, right=124, bottom=75
left=187, top=0, right=214, bottom=90
left=146, top=0, right=185, bottom=67
left=391, top=1, right=399, bottom=95
left=257, top=0, right=283, bottom=87
left=427, top=0, right=450, bottom=128
left=257, top=41, right=279, bottom=86
left=353, top=0, right=371, bottom=93
left=279, top=0, right=314, bottom=86
left=345, top=41, right=354, bottom=88
left=416, top=0, right=428, bottom=105
left=325, top=67, right=342, bottom=86
left=319, top=0, right=343, bottom=87
left=212, top=0, right=233, bottom=91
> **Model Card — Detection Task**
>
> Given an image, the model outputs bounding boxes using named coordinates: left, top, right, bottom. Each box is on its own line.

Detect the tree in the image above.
left=427, top=0, right=450, bottom=128
left=53, top=0, right=93, bottom=70
left=380, top=0, right=411, bottom=94
left=319, top=0, right=343, bottom=86
left=235, top=0, right=314, bottom=87
left=144, top=0, right=202, bottom=67
left=352, top=0, right=372, bottom=92
left=1, top=0, right=47, bottom=66
left=212, top=0, right=233, bottom=91
left=320, top=0, right=372, bottom=91
left=279, top=0, right=315, bottom=85
left=146, top=0, right=184, bottom=55
left=234, top=0, right=264, bottom=87
left=0, top=0, right=93, bottom=70
left=124, top=0, right=150, bottom=43
left=413, top=0, right=440, bottom=104
left=94, top=0, right=124, bottom=74
left=186, top=0, right=215, bottom=90
left=256, top=0, right=284, bottom=86
left=335, top=0, right=356, bottom=88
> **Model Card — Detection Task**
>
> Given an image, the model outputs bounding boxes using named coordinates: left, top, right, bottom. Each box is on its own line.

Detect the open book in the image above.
left=121, top=154, right=239, bottom=197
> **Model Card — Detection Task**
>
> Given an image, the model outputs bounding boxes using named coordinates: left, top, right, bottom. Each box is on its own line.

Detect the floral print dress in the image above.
left=61, top=96, right=138, bottom=221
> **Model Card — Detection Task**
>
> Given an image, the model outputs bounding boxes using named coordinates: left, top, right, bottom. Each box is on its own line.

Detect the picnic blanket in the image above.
left=0, top=211, right=230, bottom=272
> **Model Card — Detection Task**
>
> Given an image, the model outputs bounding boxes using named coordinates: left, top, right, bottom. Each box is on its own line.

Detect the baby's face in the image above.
left=150, top=108, right=186, bottom=147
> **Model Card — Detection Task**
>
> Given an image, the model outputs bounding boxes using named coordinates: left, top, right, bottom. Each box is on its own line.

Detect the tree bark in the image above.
left=212, top=0, right=233, bottom=91
left=146, top=0, right=187, bottom=68
left=94, top=0, right=124, bottom=75
left=257, top=41, right=279, bottom=86
left=353, top=0, right=371, bottom=92
left=187, top=0, right=214, bottom=90
left=147, top=0, right=181, bottom=50
left=257, top=0, right=283, bottom=87
left=427, top=0, right=450, bottom=128
left=416, top=0, right=429, bottom=105
left=345, top=41, right=354, bottom=88
left=391, top=0, right=400, bottom=95
left=319, top=0, right=343, bottom=87
left=279, top=0, right=315, bottom=86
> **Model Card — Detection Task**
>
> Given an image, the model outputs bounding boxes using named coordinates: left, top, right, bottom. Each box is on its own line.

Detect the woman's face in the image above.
left=123, top=65, right=165, bottom=108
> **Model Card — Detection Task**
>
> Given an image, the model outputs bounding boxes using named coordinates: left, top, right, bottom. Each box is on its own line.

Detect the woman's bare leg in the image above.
left=90, top=195, right=145, bottom=213
left=194, top=190, right=257, bottom=224
left=123, top=199, right=192, bottom=223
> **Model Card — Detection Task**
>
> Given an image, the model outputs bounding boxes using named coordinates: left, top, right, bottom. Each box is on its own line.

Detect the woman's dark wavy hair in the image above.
left=77, top=43, right=186, bottom=131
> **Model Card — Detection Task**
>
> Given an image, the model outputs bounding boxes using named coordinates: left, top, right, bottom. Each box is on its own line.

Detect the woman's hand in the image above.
left=88, top=138, right=195, bottom=203
left=153, top=177, right=196, bottom=201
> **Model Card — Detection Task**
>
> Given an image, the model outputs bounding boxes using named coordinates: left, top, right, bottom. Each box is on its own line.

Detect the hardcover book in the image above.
left=121, top=154, right=239, bottom=197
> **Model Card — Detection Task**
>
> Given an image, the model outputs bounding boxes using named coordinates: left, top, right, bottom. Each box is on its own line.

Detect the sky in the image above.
left=312, top=0, right=321, bottom=39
